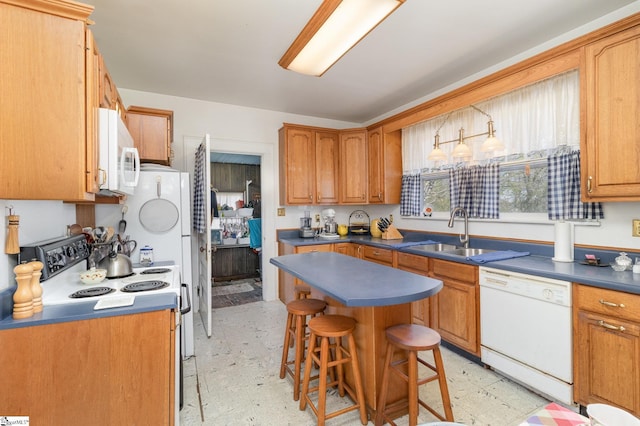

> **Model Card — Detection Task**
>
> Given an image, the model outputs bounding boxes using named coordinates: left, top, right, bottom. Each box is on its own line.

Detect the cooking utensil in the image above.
left=69, top=223, right=82, bottom=236
left=98, top=242, right=133, bottom=278
left=139, top=175, right=179, bottom=233
left=118, top=205, right=128, bottom=236
left=104, top=226, right=115, bottom=243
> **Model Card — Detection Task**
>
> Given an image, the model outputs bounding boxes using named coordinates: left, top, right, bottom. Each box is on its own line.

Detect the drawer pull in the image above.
left=598, top=320, right=626, bottom=332
left=599, top=299, right=625, bottom=308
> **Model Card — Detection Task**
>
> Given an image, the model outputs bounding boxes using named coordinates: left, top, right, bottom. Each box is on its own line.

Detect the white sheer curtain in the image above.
left=402, top=70, right=580, bottom=173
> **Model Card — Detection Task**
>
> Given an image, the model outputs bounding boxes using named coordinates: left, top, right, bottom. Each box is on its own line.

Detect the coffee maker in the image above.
left=299, top=211, right=314, bottom=238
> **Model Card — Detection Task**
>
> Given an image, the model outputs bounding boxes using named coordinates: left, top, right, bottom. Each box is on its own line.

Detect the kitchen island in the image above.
left=270, top=251, right=443, bottom=416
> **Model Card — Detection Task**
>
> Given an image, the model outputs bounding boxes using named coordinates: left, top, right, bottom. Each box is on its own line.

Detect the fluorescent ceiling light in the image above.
left=278, top=0, right=405, bottom=77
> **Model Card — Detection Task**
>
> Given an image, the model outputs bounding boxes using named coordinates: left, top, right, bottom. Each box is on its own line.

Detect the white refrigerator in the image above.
left=96, top=166, right=195, bottom=358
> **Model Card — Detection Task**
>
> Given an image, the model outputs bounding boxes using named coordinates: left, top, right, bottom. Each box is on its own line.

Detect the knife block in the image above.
left=381, top=225, right=403, bottom=240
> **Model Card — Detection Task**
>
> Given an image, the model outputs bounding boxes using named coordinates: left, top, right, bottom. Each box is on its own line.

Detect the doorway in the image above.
left=210, top=152, right=262, bottom=308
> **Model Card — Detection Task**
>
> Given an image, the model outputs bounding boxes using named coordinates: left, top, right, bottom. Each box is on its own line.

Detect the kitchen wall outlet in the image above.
left=277, top=207, right=285, bottom=216
left=633, top=219, right=640, bottom=237
left=315, top=214, right=320, bottom=223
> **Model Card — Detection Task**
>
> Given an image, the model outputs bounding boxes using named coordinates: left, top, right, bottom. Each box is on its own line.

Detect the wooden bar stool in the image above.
left=375, top=324, right=454, bottom=426
left=300, top=314, right=368, bottom=426
left=294, top=284, right=312, bottom=299
left=280, top=298, right=327, bottom=401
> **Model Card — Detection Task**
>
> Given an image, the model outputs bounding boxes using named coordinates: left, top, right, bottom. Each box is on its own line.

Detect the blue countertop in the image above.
left=270, top=252, right=443, bottom=307
left=278, top=229, right=640, bottom=296
left=0, top=292, right=177, bottom=330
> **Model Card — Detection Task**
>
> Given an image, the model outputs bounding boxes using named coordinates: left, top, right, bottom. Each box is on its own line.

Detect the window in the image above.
left=404, top=70, right=579, bottom=217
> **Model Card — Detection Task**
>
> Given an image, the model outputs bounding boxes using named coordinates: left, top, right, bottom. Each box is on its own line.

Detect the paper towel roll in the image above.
left=553, top=221, right=574, bottom=262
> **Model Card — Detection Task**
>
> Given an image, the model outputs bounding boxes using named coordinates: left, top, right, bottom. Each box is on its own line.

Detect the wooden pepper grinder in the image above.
left=28, top=260, right=44, bottom=313
left=13, top=263, right=34, bottom=319
left=5, top=210, right=20, bottom=254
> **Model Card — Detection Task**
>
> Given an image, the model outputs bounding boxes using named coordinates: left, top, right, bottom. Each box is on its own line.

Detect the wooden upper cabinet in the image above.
left=315, top=130, right=339, bottom=204
left=127, top=106, right=174, bottom=166
left=0, top=0, right=97, bottom=201
left=582, top=25, right=640, bottom=201
left=99, top=53, right=116, bottom=109
left=368, top=127, right=402, bottom=204
left=85, top=29, right=101, bottom=195
left=339, top=129, right=368, bottom=204
left=279, top=125, right=316, bottom=205
left=279, top=124, right=339, bottom=205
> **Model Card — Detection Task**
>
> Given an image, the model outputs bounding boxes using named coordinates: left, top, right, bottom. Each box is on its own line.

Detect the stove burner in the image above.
left=106, top=272, right=135, bottom=279
left=140, top=268, right=171, bottom=275
left=70, top=287, right=116, bottom=299
left=121, top=280, right=169, bottom=293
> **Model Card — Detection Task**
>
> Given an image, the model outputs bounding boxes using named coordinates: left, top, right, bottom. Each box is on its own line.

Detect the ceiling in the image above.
left=87, top=0, right=637, bottom=124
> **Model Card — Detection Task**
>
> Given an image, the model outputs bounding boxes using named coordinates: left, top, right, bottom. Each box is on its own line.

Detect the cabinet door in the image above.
left=431, top=259, right=478, bottom=354
left=315, top=130, right=339, bottom=203
left=0, top=2, right=95, bottom=201
left=339, top=130, right=368, bottom=203
left=279, top=126, right=315, bottom=205
left=0, top=310, right=174, bottom=425
left=575, top=310, right=640, bottom=415
left=397, top=252, right=431, bottom=326
left=367, top=127, right=402, bottom=204
left=127, top=106, right=173, bottom=165
left=99, top=53, right=116, bottom=109
left=85, top=29, right=101, bottom=194
left=582, top=25, right=640, bottom=201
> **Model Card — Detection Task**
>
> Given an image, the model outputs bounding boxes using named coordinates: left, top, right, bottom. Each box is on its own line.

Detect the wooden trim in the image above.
left=369, top=12, right=640, bottom=133
left=1, top=0, right=93, bottom=21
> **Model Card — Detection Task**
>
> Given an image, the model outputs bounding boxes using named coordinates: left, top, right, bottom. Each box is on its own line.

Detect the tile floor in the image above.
left=180, top=300, right=557, bottom=425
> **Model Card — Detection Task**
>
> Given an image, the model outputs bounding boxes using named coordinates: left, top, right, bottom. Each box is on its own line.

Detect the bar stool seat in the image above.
left=300, top=314, right=368, bottom=426
left=375, top=324, right=454, bottom=426
left=280, top=298, right=327, bottom=401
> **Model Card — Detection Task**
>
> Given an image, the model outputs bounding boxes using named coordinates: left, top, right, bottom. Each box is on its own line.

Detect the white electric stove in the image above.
left=41, top=262, right=181, bottom=307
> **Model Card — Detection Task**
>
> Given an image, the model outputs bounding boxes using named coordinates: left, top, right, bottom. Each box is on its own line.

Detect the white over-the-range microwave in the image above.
left=98, top=108, right=140, bottom=195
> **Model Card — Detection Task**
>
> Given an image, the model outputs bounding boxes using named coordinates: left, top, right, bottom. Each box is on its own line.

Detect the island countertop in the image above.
left=270, top=251, right=443, bottom=307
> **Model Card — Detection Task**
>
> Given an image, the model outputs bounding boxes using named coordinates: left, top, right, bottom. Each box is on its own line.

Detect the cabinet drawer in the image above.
left=362, top=246, right=393, bottom=265
left=296, top=244, right=332, bottom=254
left=575, top=284, right=640, bottom=322
left=397, top=252, right=429, bottom=273
left=432, top=259, right=476, bottom=283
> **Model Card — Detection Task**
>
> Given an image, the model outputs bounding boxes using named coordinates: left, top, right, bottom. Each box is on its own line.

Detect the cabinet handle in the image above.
left=598, top=320, right=626, bottom=332
left=378, top=192, right=382, bottom=200
left=309, top=194, right=313, bottom=201
left=587, top=176, right=593, bottom=193
left=599, top=299, right=625, bottom=308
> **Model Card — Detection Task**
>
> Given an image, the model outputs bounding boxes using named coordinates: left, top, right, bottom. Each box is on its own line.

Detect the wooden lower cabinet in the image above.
left=334, top=242, right=356, bottom=257
left=430, top=259, right=479, bottom=355
left=212, top=246, right=260, bottom=280
left=278, top=242, right=332, bottom=303
left=361, top=245, right=394, bottom=266
left=397, top=252, right=431, bottom=326
left=0, top=309, right=176, bottom=425
left=573, top=284, right=640, bottom=415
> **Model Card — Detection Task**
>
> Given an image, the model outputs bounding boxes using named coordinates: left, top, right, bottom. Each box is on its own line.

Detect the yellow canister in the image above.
left=337, top=224, right=348, bottom=236
left=370, top=219, right=382, bottom=238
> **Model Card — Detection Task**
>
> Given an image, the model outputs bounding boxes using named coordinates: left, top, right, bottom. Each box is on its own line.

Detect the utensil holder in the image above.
left=382, top=225, right=403, bottom=240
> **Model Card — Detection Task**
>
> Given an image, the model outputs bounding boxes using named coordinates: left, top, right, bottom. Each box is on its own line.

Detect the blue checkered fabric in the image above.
left=449, top=164, right=500, bottom=219
left=548, top=150, right=603, bottom=220
left=193, top=143, right=207, bottom=233
left=400, top=174, right=421, bottom=216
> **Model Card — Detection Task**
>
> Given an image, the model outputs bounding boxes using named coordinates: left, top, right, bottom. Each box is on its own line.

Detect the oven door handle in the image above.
left=180, top=283, right=191, bottom=315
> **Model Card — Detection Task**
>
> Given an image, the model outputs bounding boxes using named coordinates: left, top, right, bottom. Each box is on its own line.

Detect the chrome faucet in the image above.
left=448, top=207, right=469, bottom=248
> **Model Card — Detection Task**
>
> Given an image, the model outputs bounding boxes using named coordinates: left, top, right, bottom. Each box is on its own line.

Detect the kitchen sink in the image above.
left=445, top=248, right=496, bottom=257
left=414, top=243, right=460, bottom=252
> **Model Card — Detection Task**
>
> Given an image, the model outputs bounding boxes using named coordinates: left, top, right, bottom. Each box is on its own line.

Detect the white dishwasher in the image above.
left=479, top=266, right=573, bottom=404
